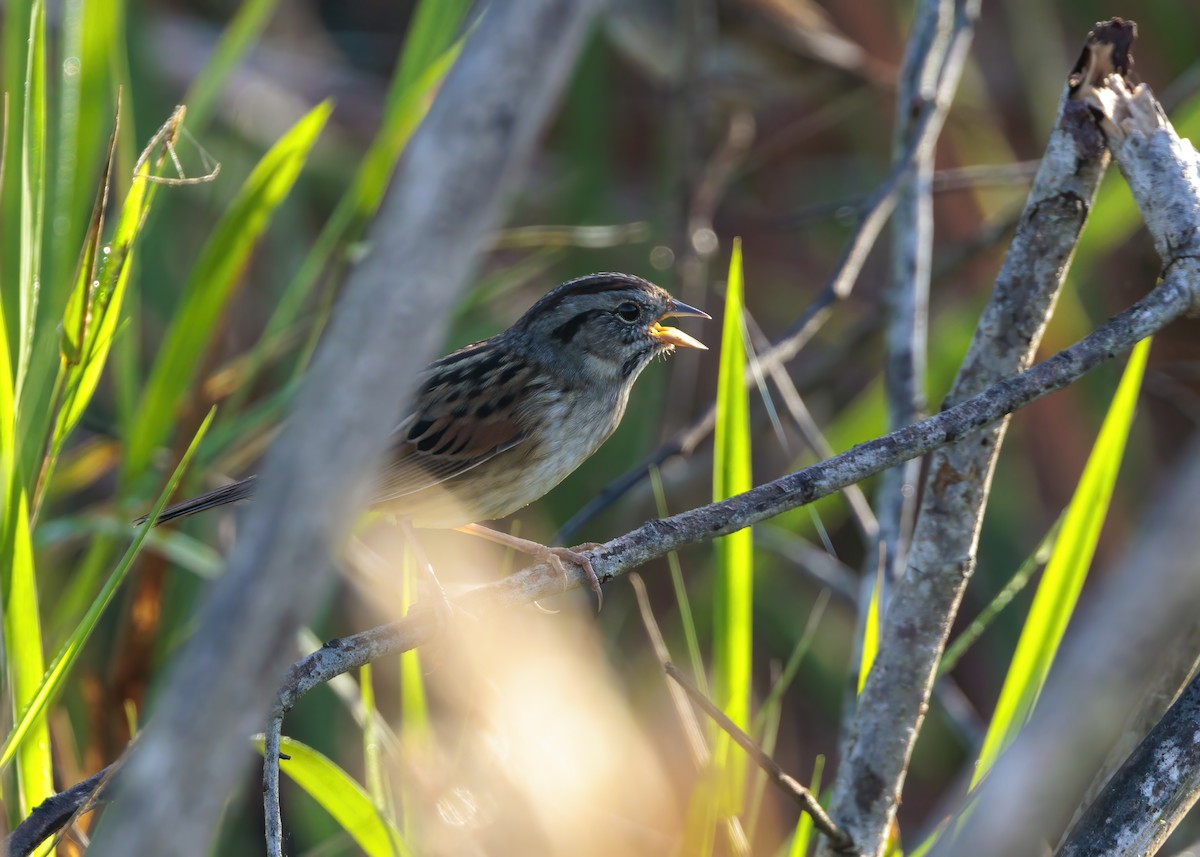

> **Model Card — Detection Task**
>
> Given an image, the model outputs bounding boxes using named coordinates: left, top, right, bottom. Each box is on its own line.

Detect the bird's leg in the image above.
left=455, top=523, right=605, bottom=610
left=398, top=518, right=452, bottom=627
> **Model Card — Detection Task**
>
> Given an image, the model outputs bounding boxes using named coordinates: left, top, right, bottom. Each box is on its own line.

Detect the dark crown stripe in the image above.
left=528, top=272, right=654, bottom=319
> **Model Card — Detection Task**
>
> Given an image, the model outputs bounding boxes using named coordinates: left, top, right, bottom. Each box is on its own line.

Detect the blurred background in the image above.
left=7, top=0, right=1200, bottom=854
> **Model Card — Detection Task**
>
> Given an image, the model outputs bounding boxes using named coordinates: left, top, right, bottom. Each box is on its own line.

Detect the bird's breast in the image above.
left=403, top=381, right=627, bottom=528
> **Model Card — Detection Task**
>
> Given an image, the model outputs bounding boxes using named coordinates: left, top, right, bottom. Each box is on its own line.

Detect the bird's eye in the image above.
left=615, top=301, right=641, bottom=323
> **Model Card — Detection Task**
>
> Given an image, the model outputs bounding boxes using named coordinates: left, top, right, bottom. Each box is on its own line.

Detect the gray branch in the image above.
left=86, top=3, right=603, bottom=855
left=932, top=60, right=1200, bottom=857
left=256, top=260, right=1195, bottom=853
left=1057, top=666, right=1200, bottom=857
left=822, top=20, right=1128, bottom=856
left=875, top=0, right=960, bottom=598
left=15, top=255, right=1197, bottom=856
left=939, top=436, right=1200, bottom=857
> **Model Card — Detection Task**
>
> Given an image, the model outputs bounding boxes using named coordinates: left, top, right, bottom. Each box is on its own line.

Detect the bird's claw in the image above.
left=541, top=545, right=604, bottom=612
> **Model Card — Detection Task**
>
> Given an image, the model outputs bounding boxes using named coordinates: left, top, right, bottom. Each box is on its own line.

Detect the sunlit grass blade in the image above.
left=182, top=0, right=282, bottom=130
left=54, top=100, right=141, bottom=435
left=13, top=0, right=45, bottom=399
left=50, top=0, right=125, bottom=308
left=858, top=560, right=883, bottom=695
left=228, top=1, right=469, bottom=408
left=398, top=548, right=428, bottom=836
left=255, top=734, right=412, bottom=857
left=394, top=0, right=472, bottom=93
left=24, top=101, right=162, bottom=522
left=359, top=663, right=390, bottom=814
left=712, top=237, right=753, bottom=812
left=786, top=756, right=825, bottom=857
left=1, top=479, right=53, bottom=823
left=122, top=100, right=332, bottom=485
left=21, top=100, right=120, bottom=518
left=938, top=513, right=1063, bottom=678
left=0, top=409, right=214, bottom=772
left=971, top=338, right=1150, bottom=787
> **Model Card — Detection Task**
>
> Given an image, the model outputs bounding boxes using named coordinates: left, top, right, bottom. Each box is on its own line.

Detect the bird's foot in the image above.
left=454, top=524, right=606, bottom=610
left=539, top=544, right=605, bottom=612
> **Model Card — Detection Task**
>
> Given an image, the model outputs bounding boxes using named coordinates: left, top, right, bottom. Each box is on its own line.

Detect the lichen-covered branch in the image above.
left=14, top=257, right=1196, bottom=856
left=821, top=21, right=1131, bottom=856
left=1057, top=667, right=1200, bottom=856
left=932, top=54, right=1200, bottom=857
left=252, top=261, right=1193, bottom=857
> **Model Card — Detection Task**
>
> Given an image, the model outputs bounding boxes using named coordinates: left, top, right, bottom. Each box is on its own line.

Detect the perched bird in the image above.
left=143, top=273, right=710, bottom=606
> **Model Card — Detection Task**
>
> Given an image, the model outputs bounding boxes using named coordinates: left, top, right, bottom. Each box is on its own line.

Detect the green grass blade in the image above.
left=50, top=0, right=123, bottom=309
left=649, top=466, right=709, bottom=696
left=971, top=338, right=1150, bottom=787
left=122, top=100, right=332, bottom=485
left=255, top=734, right=412, bottom=857
left=1, top=480, right=54, bottom=823
left=182, top=0, right=282, bottom=130
left=712, top=238, right=754, bottom=811
left=0, top=409, right=214, bottom=772
left=393, top=0, right=471, bottom=93
left=938, top=513, right=1063, bottom=678
left=23, top=101, right=121, bottom=518
left=359, top=663, right=389, bottom=813
left=53, top=99, right=150, bottom=438
left=787, top=756, right=825, bottom=857
left=229, top=4, right=468, bottom=405
left=397, top=549, right=427, bottom=836
left=13, top=0, right=46, bottom=398
left=858, top=562, right=883, bottom=695
left=754, top=591, right=829, bottom=732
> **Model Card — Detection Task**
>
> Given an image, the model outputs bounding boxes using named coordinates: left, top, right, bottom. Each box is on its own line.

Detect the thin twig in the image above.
left=875, top=0, right=969, bottom=602
left=664, top=662, right=854, bottom=851
left=742, top=310, right=878, bottom=545
left=630, top=574, right=710, bottom=769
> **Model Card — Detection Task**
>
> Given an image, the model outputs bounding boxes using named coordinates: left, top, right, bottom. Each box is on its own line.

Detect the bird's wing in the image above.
left=373, top=340, right=532, bottom=503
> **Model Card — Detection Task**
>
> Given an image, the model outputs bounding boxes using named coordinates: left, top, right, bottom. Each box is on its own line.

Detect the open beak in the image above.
left=651, top=300, right=711, bottom=350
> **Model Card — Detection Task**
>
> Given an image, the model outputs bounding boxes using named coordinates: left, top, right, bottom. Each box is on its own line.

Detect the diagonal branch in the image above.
left=255, top=260, right=1195, bottom=856
left=664, top=662, right=854, bottom=851
left=85, top=3, right=604, bottom=855
left=1056, top=664, right=1200, bottom=856
left=822, top=19, right=1132, bottom=856
left=931, top=56, right=1200, bottom=857
left=13, top=254, right=1198, bottom=855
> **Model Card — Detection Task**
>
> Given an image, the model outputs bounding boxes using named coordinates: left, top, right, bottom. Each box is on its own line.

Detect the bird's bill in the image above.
left=650, top=321, right=707, bottom=350
left=652, top=300, right=709, bottom=350
left=662, top=300, right=711, bottom=321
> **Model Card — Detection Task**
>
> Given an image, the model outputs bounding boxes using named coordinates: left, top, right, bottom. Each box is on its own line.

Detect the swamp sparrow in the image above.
left=143, top=273, right=710, bottom=606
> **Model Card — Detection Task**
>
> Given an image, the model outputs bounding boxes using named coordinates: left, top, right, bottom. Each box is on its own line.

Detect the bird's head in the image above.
left=513, top=273, right=709, bottom=386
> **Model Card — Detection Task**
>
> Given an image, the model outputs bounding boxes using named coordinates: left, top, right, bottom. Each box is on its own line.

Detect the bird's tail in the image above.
left=135, top=475, right=259, bottom=526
